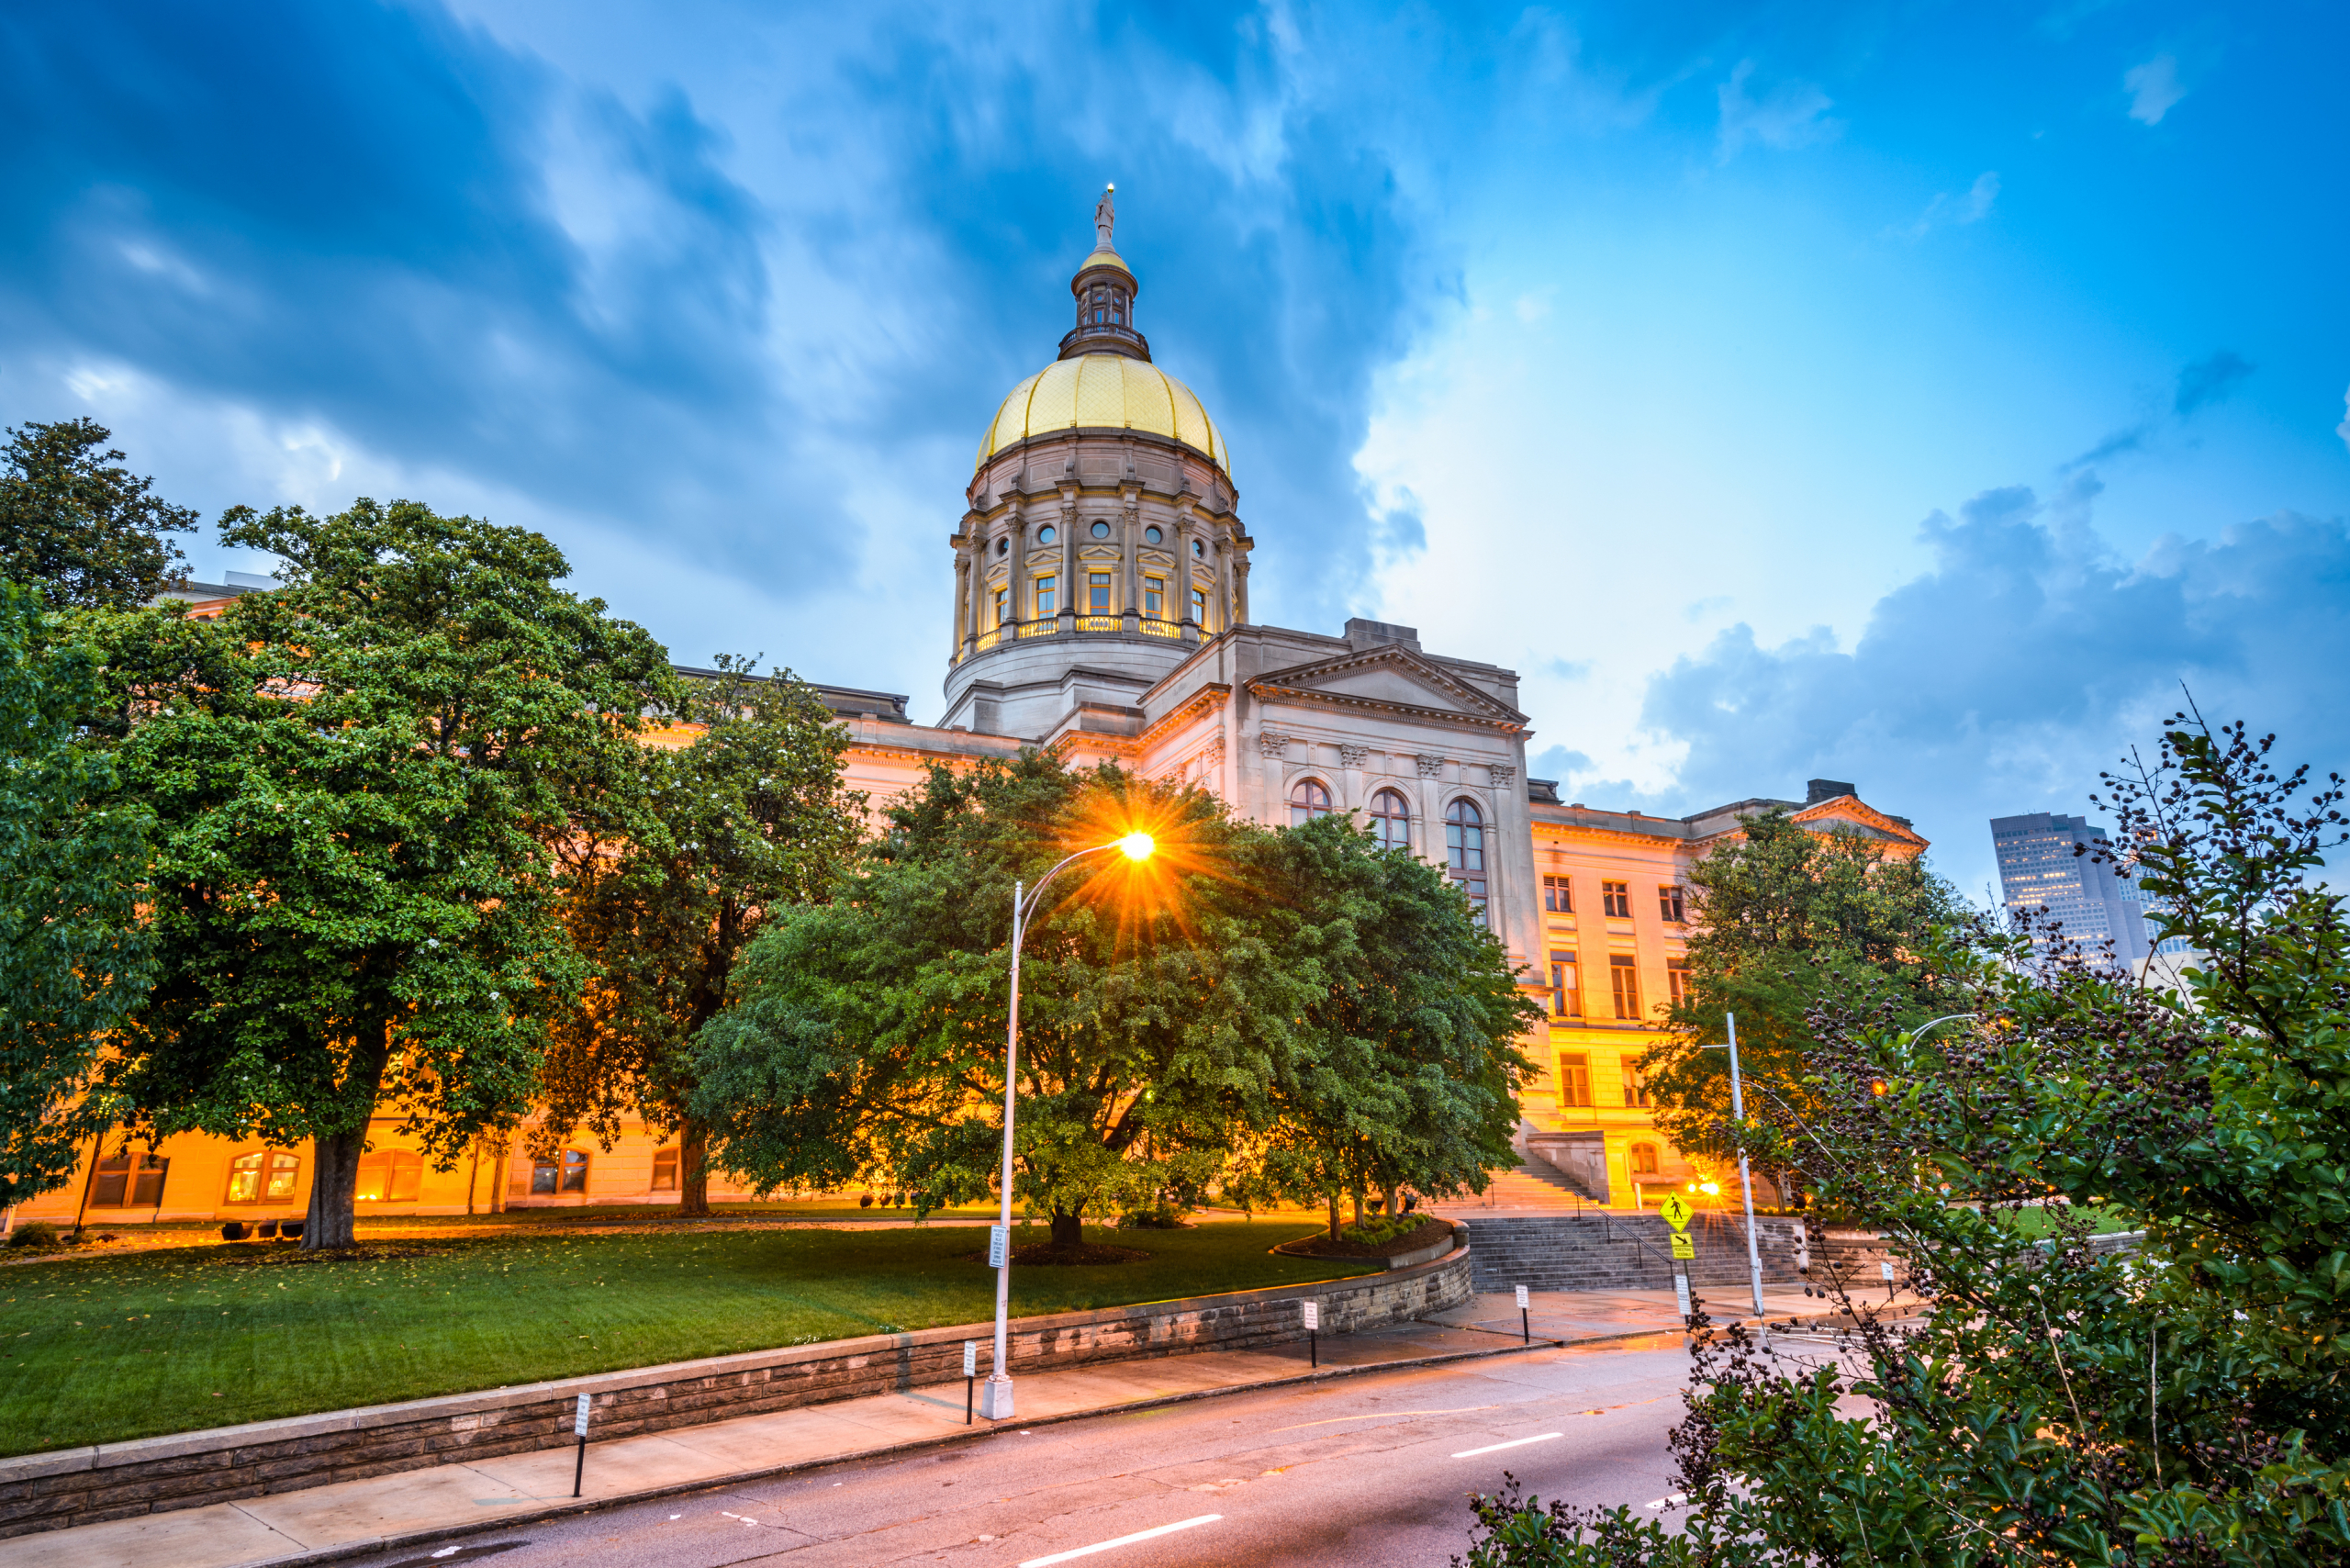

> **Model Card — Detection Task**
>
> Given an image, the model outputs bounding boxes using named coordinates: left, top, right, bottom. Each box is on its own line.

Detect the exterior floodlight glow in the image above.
left=1118, top=832, right=1155, bottom=861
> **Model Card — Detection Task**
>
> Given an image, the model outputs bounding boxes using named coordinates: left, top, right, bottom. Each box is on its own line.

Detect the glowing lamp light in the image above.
left=1699, top=1182, right=1721, bottom=1196
left=1118, top=832, right=1155, bottom=862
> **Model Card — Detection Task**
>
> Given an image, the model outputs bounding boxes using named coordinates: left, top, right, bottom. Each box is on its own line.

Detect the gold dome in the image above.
left=975, top=353, right=1231, bottom=478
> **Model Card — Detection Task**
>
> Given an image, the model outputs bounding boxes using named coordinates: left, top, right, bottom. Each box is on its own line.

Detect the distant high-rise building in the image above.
left=1989, top=812, right=2152, bottom=964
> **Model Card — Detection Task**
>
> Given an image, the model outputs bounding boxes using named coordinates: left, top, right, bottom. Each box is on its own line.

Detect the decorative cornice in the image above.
left=1338, top=744, right=1369, bottom=768
left=1488, top=763, right=1516, bottom=787
left=1247, top=680, right=1527, bottom=734
left=1258, top=731, right=1290, bottom=758
left=1248, top=642, right=1528, bottom=725
left=1135, top=683, right=1230, bottom=750
left=1415, top=754, right=1447, bottom=778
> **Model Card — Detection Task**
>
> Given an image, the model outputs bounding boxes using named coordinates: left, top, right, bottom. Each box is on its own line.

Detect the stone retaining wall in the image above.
left=0, top=1240, right=1470, bottom=1540
left=1464, top=1212, right=1805, bottom=1293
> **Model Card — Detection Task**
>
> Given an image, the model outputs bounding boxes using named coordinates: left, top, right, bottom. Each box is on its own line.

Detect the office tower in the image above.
left=1988, top=812, right=2152, bottom=965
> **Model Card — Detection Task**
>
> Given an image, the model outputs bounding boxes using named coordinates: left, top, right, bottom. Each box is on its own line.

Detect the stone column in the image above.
left=1058, top=475, right=1080, bottom=633
left=1415, top=754, right=1448, bottom=864
left=1258, top=727, right=1289, bottom=829
left=1005, top=496, right=1027, bottom=629
left=953, top=550, right=970, bottom=658
left=1338, top=744, right=1369, bottom=814
left=1120, top=475, right=1141, bottom=633
left=1231, top=536, right=1251, bottom=625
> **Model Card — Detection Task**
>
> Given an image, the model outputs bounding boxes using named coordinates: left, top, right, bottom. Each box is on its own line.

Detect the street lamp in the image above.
left=1695, top=1014, right=1768, bottom=1320
left=979, top=829, right=1155, bottom=1421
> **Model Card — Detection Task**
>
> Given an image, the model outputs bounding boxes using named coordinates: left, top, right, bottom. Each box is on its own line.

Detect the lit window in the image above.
left=352, top=1149, right=420, bottom=1203
left=226, top=1149, right=300, bottom=1204
left=1542, top=874, right=1572, bottom=913
left=1659, top=885, right=1686, bottom=924
left=1035, top=575, right=1057, bottom=618
left=651, top=1148, right=679, bottom=1193
left=1630, top=1142, right=1661, bottom=1175
left=1289, top=778, right=1333, bottom=825
left=1667, top=958, right=1691, bottom=1005
left=92, top=1148, right=169, bottom=1207
left=1144, top=576, right=1166, bottom=619
left=1191, top=587, right=1207, bottom=627
left=1369, top=789, right=1410, bottom=850
left=1548, top=950, right=1580, bottom=1016
left=1089, top=573, right=1112, bottom=612
left=1622, top=1058, right=1652, bottom=1107
left=1446, top=799, right=1487, bottom=924
left=1558, top=1052, right=1592, bottom=1108
left=1602, top=880, right=1631, bottom=918
left=993, top=587, right=1010, bottom=627
left=1609, top=955, right=1640, bottom=1019
left=1091, top=521, right=1112, bottom=539
left=1145, top=525, right=1163, bottom=543
left=1037, top=525, right=1056, bottom=544
left=532, top=1150, right=590, bottom=1194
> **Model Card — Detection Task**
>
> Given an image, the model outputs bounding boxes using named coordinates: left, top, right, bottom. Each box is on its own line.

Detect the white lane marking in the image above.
left=1452, top=1432, right=1564, bottom=1459
left=1648, top=1492, right=1687, bottom=1509
left=1018, top=1513, right=1224, bottom=1566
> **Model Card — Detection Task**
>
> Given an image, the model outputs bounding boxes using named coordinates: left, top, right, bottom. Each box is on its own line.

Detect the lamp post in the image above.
left=979, top=829, right=1155, bottom=1421
left=1695, top=1016, right=1767, bottom=1319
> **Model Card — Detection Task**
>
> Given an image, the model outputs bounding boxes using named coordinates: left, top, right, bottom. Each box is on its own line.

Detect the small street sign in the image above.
left=1658, top=1193, right=1694, bottom=1231
left=1673, top=1274, right=1692, bottom=1317
left=989, top=1225, right=1009, bottom=1269
left=1515, top=1285, right=1529, bottom=1309
left=963, top=1341, right=979, bottom=1378
left=1670, top=1232, right=1695, bottom=1260
left=573, top=1393, right=591, bottom=1437
left=1301, top=1300, right=1320, bottom=1331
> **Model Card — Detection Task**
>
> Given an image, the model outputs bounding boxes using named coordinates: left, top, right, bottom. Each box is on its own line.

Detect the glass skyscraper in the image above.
left=1988, top=812, right=2153, bottom=964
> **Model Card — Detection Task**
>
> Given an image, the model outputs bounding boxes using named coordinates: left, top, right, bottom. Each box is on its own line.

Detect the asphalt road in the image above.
left=339, top=1334, right=1702, bottom=1568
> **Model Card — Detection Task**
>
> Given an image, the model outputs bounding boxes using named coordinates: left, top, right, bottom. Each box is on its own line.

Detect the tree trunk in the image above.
left=679, top=1118, right=711, bottom=1218
left=303, top=1021, right=392, bottom=1250
left=1050, top=1207, right=1084, bottom=1248
left=1382, top=1181, right=1400, bottom=1220
left=1326, top=1189, right=1341, bottom=1244
left=1351, top=1186, right=1364, bottom=1228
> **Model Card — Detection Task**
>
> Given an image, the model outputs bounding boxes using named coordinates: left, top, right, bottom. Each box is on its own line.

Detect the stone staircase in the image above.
left=1441, top=1158, right=1599, bottom=1212
left=1460, top=1212, right=1805, bottom=1294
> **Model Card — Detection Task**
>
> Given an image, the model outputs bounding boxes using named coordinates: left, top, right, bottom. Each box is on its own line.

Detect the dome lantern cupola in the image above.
left=1058, top=185, right=1148, bottom=362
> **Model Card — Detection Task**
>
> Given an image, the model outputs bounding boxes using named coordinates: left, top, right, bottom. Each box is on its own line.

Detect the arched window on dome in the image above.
left=1445, top=798, right=1487, bottom=924
left=1289, top=778, right=1333, bottom=826
left=1369, top=789, right=1410, bottom=851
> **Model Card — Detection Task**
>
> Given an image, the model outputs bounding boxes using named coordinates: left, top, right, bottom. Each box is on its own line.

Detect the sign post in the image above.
left=964, top=1340, right=979, bottom=1424
left=1516, top=1283, right=1530, bottom=1343
left=1302, top=1299, right=1319, bottom=1368
left=1660, top=1192, right=1695, bottom=1328
left=571, top=1393, right=590, bottom=1498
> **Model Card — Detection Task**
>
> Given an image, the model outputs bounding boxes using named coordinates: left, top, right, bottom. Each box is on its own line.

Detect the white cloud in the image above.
left=1716, top=61, right=1840, bottom=163
left=1890, top=171, right=2001, bottom=241
left=2337, top=386, right=2350, bottom=453
left=2124, top=54, right=2186, bottom=125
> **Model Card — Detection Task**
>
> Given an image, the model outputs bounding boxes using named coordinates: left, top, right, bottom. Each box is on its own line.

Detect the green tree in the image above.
left=90, top=498, right=677, bottom=1248
left=1240, top=813, right=1537, bottom=1239
left=540, top=655, right=864, bottom=1216
left=1641, top=808, right=1971, bottom=1189
left=0, top=420, right=197, bottom=610
left=1460, top=714, right=2350, bottom=1566
left=0, top=583, right=155, bottom=1205
left=693, top=755, right=1336, bottom=1247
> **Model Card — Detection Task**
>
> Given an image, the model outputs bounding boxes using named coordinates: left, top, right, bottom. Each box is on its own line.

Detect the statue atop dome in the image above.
left=1094, top=184, right=1116, bottom=250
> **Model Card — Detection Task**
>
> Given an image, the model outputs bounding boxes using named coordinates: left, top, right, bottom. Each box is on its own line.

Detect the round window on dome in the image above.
left=1145, top=526, right=1163, bottom=544
left=996, top=538, right=1009, bottom=555
left=1037, top=525, right=1056, bottom=544
left=1192, top=539, right=1205, bottom=558
left=1091, top=521, right=1111, bottom=539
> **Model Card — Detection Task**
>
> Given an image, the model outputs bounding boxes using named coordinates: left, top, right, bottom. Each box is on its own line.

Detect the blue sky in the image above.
left=4, top=2, right=2345, bottom=900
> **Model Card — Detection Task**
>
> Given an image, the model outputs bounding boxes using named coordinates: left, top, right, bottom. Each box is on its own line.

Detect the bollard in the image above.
left=571, top=1393, right=590, bottom=1498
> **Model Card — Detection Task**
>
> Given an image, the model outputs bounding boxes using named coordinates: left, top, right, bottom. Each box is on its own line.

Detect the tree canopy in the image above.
left=541, top=655, right=864, bottom=1215
left=0, top=582, right=155, bottom=1205
left=1463, top=713, right=2350, bottom=1567
left=0, top=419, right=196, bottom=610
left=1642, top=808, right=1972, bottom=1186
left=87, top=498, right=677, bottom=1246
left=691, top=753, right=1533, bottom=1246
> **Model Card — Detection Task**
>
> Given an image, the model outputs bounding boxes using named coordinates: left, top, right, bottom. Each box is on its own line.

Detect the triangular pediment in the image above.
left=1249, top=644, right=1527, bottom=730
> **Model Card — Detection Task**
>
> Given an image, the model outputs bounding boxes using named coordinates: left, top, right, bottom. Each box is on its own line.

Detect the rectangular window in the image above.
left=532, top=1151, right=591, bottom=1195
left=1547, top=950, right=1580, bottom=1016
left=1089, top=573, right=1113, bottom=613
left=1557, top=1052, right=1593, bottom=1108
left=1659, top=884, right=1686, bottom=924
left=1034, top=576, right=1057, bottom=618
left=1609, top=954, right=1641, bottom=1020
left=352, top=1149, right=420, bottom=1203
left=1191, top=587, right=1207, bottom=627
left=1667, top=958, right=1691, bottom=1006
left=1602, top=880, right=1632, bottom=919
left=1143, top=576, right=1166, bottom=619
left=651, top=1148, right=679, bottom=1193
left=1542, top=874, right=1572, bottom=913
left=229, top=1149, right=302, bottom=1204
left=92, top=1149, right=168, bottom=1207
left=992, top=586, right=1010, bottom=627
left=1621, top=1058, right=1652, bottom=1107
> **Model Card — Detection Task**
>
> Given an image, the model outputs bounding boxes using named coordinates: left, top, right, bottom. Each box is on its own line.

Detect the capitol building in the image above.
left=11, top=195, right=1928, bottom=1231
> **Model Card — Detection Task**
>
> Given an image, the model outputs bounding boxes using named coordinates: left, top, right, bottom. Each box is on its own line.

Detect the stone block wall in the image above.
left=1463, top=1212, right=1804, bottom=1293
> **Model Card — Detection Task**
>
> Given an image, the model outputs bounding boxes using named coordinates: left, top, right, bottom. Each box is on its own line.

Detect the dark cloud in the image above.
left=1637, top=482, right=2350, bottom=894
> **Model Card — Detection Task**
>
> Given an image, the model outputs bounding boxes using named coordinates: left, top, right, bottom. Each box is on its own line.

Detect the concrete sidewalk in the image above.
left=6, top=1285, right=1883, bottom=1568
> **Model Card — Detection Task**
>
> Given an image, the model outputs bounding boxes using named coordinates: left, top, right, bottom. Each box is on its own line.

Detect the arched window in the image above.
left=1369, top=789, right=1410, bottom=850
left=1630, top=1142, right=1661, bottom=1176
left=1445, top=798, right=1487, bottom=924
left=1289, top=778, right=1333, bottom=825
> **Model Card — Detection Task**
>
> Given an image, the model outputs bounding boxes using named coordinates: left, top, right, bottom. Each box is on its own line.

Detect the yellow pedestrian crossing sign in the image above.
left=1658, top=1193, right=1694, bottom=1231
left=1670, top=1232, right=1695, bottom=1260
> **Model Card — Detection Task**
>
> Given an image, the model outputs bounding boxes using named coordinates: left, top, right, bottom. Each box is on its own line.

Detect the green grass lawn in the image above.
left=2004, top=1202, right=2134, bottom=1238
left=0, top=1220, right=1366, bottom=1456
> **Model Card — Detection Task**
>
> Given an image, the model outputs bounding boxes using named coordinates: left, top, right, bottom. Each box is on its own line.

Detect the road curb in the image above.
left=222, top=1328, right=1605, bottom=1568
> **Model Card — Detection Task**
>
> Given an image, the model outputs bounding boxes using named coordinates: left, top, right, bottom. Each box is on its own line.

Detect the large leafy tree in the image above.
left=0, top=583, right=155, bottom=1205
left=1641, top=809, right=1971, bottom=1185
left=1461, top=714, right=2350, bottom=1567
left=540, top=655, right=864, bottom=1216
left=89, top=499, right=677, bottom=1248
left=0, top=419, right=197, bottom=610
left=1242, top=813, right=1538, bottom=1239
